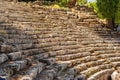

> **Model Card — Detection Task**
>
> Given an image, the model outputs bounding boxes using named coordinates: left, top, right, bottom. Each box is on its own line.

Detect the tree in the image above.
left=67, top=0, right=87, bottom=8
left=67, top=0, right=77, bottom=8
left=97, top=0, right=120, bottom=29
left=77, top=0, right=87, bottom=5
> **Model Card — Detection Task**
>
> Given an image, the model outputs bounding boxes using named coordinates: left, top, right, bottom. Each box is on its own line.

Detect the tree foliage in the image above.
left=96, top=0, right=120, bottom=28
left=20, top=0, right=87, bottom=7
left=77, top=0, right=87, bottom=5
left=97, top=0, right=119, bottom=19
left=57, top=0, right=87, bottom=7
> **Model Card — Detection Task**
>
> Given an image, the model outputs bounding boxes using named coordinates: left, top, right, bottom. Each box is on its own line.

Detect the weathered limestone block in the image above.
left=38, top=58, right=56, bottom=65
left=0, top=37, right=4, bottom=44
left=0, top=54, right=8, bottom=64
left=38, top=69, right=57, bottom=80
left=100, top=54, right=115, bottom=58
left=81, top=65, right=103, bottom=77
left=26, top=67, right=39, bottom=79
left=37, top=62, right=46, bottom=73
left=26, top=57, right=34, bottom=65
left=22, top=49, right=35, bottom=56
left=111, top=62, right=120, bottom=67
left=111, top=70, right=120, bottom=80
left=7, top=60, right=27, bottom=72
left=8, top=51, right=22, bottom=60
left=67, top=68, right=78, bottom=75
left=108, top=57, right=120, bottom=62
left=56, top=55, right=71, bottom=61
left=1, top=44, right=15, bottom=53
left=74, top=75, right=86, bottom=80
left=55, top=63, right=68, bottom=75
left=34, top=53, right=49, bottom=59
left=25, top=62, right=46, bottom=79
left=57, top=74, right=74, bottom=80
left=76, top=64, right=88, bottom=72
left=16, top=43, right=33, bottom=50
left=49, top=52, right=57, bottom=57
left=88, top=69, right=113, bottom=80
left=0, top=67, right=13, bottom=79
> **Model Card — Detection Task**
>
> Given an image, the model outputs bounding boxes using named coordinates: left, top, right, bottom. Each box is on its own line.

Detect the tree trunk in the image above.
left=107, top=18, right=115, bottom=30
left=67, top=0, right=77, bottom=8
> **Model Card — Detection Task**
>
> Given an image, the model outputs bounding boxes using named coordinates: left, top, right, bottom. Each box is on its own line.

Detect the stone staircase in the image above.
left=0, top=0, right=120, bottom=80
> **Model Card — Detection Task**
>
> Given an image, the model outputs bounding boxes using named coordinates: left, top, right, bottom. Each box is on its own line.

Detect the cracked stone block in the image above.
left=7, top=60, right=27, bottom=71
left=8, top=51, right=22, bottom=60
left=15, top=60, right=27, bottom=69
left=0, top=67, right=13, bottom=78
left=0, top=54, right=8, bottom=64
left=37, top=62, right=46, bottom=73
left=55, top=63, right=68, bottom=75
left=67, top=68, right=78, bottom=75
left=26, top=67, right=38, bottom=79
left=26, top=63, right=45, bottom=79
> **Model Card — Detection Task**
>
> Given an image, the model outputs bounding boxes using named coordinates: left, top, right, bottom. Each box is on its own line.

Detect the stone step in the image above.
left=55, top=48, right=86, bottom=55
left=57, top=56, right=98, bottom=68
left=22, top=49, right=45, bottom=56
left=111, top=61, right=120, bottom=67
left=81, top=64, right=113, bottom=77
left=5, top=39, right=33, bottom=44
left=107, top=57, right=120, bottom=62
left=83, top=19, right=97, bottom=22
left=99, top=53, right=120, bottom=58
left=56, top=52, right=91, bottom=61
left=8, top=51, right=22, bottom=60
left=40, top=44, right=83, bottom=52
left=67, top=59, right=105, bottom=75
left=87, top=69, right=114, bottom=80
left=35, top=41, right=77, bottom=48
left=0, top=44, right=16, bottom=53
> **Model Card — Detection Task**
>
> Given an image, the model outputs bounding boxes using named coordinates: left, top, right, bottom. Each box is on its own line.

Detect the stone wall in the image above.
left=0, top=0, right=120, bottom=80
